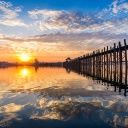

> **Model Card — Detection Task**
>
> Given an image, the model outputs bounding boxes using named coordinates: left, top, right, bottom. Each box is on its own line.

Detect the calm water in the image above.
left=0, top=67, right=128, bottom=128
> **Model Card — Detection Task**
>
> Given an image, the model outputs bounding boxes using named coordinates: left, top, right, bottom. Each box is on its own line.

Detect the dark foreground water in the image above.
left=0, top=67, right=128, bottom=128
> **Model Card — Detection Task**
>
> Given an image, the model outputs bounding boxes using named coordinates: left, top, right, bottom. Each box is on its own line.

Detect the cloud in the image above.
left=28, top=4, right=128, bottom=35
left=0, top=0, right=127, bottom=37
left=0, top=1, right=27, bottom=27
left=0, top=103, right=24, bottom=113
left=0, top=19, right=27, bottom=27
left=111, top=0, right=128, bottom=14
left=99, top=0, right=128, bottom=18
left=28, top=9, right=103, bottom=33
left=28, top=9, right=64, bottom=20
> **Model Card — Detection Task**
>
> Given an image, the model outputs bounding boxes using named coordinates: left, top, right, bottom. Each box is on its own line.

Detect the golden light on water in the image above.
left=21, top=68, right=29, bottom=77
left=19, top=67, right=34, bottom=78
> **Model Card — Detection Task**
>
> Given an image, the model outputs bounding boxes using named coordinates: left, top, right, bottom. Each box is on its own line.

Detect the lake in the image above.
left=0, top=67, right=128, bottom=128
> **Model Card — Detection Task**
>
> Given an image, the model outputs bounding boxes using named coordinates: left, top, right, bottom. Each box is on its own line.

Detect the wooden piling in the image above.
left=119, top=42, right=122, bottom=92
left=114, top=43, right=117, bottom=92
left=124, top=39, right=127, bottom=96
left=104, top=47, right=106, bottom=79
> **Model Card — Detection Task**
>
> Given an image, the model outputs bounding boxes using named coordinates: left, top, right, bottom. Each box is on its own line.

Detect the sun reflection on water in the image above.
left=20, top=67, right=30, bottom=77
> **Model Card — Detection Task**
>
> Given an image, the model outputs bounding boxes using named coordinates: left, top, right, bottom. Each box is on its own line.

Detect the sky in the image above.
left=0, top=0, right=128, bottom=62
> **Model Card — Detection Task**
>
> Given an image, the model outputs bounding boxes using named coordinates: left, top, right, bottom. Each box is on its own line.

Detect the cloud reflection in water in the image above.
left=0, top=67, right=128, bottom=128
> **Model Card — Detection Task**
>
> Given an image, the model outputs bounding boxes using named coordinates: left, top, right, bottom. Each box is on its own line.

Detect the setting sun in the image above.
left=19, top=55, right=32, bottom=62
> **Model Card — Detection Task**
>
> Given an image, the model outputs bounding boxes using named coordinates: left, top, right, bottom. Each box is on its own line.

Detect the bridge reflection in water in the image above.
left=64, top=64, right=128, bottom=96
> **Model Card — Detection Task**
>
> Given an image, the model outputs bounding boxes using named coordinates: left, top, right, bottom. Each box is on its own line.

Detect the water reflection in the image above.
left=0, top=67, right=128, bottom=128
left=64, top=63, right=128, bottom=96
left=21, top=68, right=30, bottom=77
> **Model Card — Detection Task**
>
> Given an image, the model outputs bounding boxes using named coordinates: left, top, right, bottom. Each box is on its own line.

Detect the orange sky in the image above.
left=0, top=34, right=94, bottom=62
left=0, top=33, right=127, bottom=62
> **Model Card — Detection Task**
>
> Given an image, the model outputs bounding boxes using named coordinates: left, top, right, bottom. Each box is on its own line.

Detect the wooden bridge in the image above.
left=63, top=39, right=128, bottom=96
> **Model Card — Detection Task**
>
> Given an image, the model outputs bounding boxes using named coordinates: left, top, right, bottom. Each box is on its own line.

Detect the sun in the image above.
left=20, top=55, right=31, bottom=62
